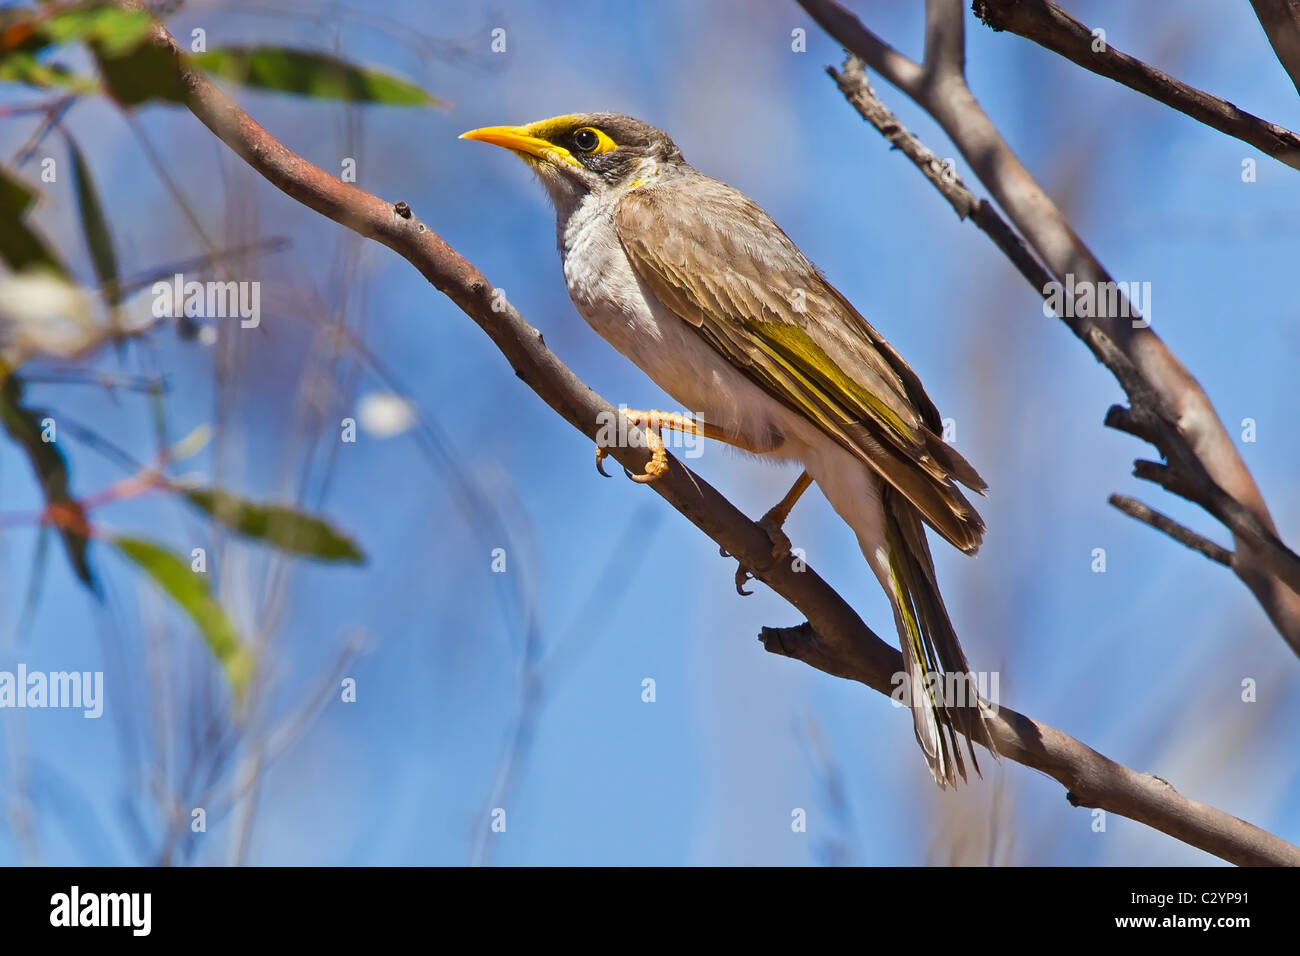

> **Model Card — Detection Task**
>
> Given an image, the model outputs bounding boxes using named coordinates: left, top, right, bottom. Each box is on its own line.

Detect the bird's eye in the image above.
left=573, top=128, right=601, bottom=152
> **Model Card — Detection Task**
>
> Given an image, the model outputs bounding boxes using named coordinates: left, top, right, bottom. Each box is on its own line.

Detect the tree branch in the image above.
left=924, top=0, right=967, bottom=82
left=799, top=0, right=1300, bottom=655
left=1108, top=494, right=1233, bottom=567
left=830, top=57, right=1300, bottom=604
left=972, top=0, right=1300, bottom=170
left=126, top=7, right=1300, bottom=866
left=826, top=60, right=1052, bottom=299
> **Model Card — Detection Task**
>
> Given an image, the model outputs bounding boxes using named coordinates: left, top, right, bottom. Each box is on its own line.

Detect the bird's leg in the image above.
left=595, top=409, right=739, bottom=483
left=590, top=409, right=808, bottom=593
left=759, top=469, right=812, bottom=552
left=735, top=470, right=812, bottom=596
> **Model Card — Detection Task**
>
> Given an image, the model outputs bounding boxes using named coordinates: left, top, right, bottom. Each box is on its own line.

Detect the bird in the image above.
left=461, top=113, right=994, bottom=787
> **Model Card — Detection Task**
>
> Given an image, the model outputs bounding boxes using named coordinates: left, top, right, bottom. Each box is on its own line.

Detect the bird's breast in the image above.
left=560, top=198, right=661, bottom=355
left=556, top=193, right=803, bottom=460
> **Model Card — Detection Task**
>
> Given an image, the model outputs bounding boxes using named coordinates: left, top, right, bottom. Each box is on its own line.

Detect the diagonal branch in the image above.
left=1108, top=494, right=1233, bottom=568
left=800, top=0, right=1300, bottom=656
left=972, top=0, right=1300, bottom=170
left=124, top=6, right=1300, bottom=866
left=829, top=56, right=1300, bottom=602
left=826, top=60, right=1052, bottom=301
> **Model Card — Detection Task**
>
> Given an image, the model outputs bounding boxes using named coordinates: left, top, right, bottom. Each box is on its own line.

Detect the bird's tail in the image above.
left=882, top=486, right=997, bottom=788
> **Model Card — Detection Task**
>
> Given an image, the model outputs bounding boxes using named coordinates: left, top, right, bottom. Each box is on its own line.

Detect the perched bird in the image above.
left=462, top=113, right=993, bottom=786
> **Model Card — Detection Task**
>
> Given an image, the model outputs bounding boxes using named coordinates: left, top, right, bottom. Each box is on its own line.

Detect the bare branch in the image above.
left=1128, top=456, right=1300, bottom=590
left=123, top=6, right=1300, bottom=866
left=972, top=0, right=1300, bottom=170
left=1108, top=494, right=1233, bottom=567
left=800, top=0, right=1300, bottom=654
left=1102, top=404, right=1300, bottom=594
left=828, top=59, right=1300, bottom=602
left=827, top=60, right=1052, bottom=304
left=759, top=624, right=1297, bottom=867
left=799, top=0, right=926, bottom=96
left=924, top=0, right=967, bottom=82
left=1249, top=0, right=1300, bottom=97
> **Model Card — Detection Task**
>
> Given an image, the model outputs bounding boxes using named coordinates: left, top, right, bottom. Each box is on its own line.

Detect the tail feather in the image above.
left=923, top=430, right=987, bottom=496
left=882, top=486, right=996, bottom=788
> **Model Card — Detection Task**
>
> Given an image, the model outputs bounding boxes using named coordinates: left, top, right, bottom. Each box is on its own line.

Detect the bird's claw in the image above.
left=735, top=565, right=754, bottom=596
left=594, top=411, right=670, bottom=483
left=733, top=513, right=795, bottom=597
left=626, top=455, right=668, bottom=483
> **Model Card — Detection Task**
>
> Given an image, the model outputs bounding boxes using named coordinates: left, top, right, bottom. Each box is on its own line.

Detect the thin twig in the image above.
left=1108, top=494, right=1233, bottom=567
left=827, top=59, right=1052, bottom=293
left=972, top=0, right=1300, bottom=170
left=10, top=95, right=76, bottom=167
left=113, top=237, right=292, bottom=297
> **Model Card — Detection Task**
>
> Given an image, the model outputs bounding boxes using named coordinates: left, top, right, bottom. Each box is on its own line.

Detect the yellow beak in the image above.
left=459, top=124, right=581, bottom=168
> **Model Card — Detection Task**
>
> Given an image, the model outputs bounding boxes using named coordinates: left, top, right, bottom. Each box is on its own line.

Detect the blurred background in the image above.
left=0, top=0, right=1296, bottom=865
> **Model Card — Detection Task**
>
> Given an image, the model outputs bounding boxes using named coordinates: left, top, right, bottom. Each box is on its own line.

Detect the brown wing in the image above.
left=614, top=177, right=985, bottom=552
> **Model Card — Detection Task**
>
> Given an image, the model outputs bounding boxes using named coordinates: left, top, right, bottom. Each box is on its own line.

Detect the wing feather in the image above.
left=614, top=180, right=986, bottom=552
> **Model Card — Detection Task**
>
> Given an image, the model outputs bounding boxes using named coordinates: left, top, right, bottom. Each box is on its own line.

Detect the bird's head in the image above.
left=460, top=112, right=682, bottom=211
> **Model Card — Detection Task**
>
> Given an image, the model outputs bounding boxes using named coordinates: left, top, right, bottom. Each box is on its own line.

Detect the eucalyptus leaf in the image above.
left=90, top=27, right=187, bottom=106
left=0, top=52, right=97, bottom=91
left=40, top=5, right=154, bottom=57
left=193, top=47, right=439, bottom=106
left=0, top=166, right=66, bottom=273
left=66, top=133, right=120, bottom=305
left=111, top=535, right=253, bottom=696
left=185, top=487, right=364, bottom=563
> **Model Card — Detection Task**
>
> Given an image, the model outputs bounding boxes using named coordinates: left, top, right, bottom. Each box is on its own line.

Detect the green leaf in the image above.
left=0, top=375, right=94, bottom=589
left=64, top=133, right=120, bottom=305
left=1, top=3, right=153, bottom=69
left=40, top=4, right=154, bottom=57
left=0, top=51, right=98, bottom=91
left=192, top=47, right=439, bottom=106
left=184, top=488, right=364, bottom=563
left=0, top=166, right=66, bottom=274
left=6, top=1, right=184, bottom=106
left=89, top=25, right=187, bottom=107
left=0, top=165, right=36, bottom=215
left=111, top=535, right=253, bottom=696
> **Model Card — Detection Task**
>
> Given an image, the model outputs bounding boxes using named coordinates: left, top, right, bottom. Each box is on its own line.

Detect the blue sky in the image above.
left=1, top=0, right=1297, bottom=865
